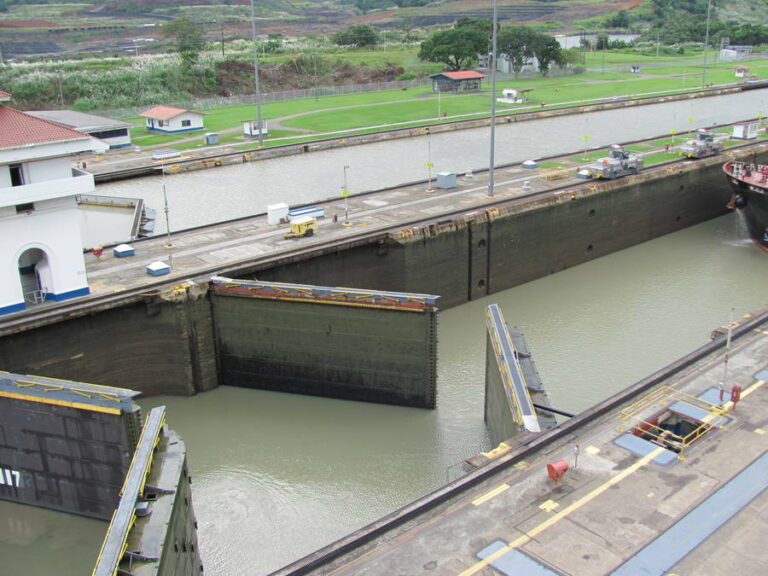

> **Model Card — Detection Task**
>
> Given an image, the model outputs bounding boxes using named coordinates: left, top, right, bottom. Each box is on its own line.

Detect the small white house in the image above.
left=139, top=105, right=205, bottom=134
left=0, top=90, right=108, bottom=315
left=732, top=120, right=759, bottom=140
left=720, top=45, right=752, bottom=62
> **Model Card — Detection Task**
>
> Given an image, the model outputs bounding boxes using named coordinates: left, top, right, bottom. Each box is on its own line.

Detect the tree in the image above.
left=497, top=26, right=537, bottom=77
left=560, top=47, right=585, bottom=69
left=418, top=28, right=488, bottom=71
left=162, top=17, right=205, bottom=54
left=163, top=17, right=205, bottom=69
left=332, top=25, right=379, bottom=48
left=455, top=17, right=493, bottom=39
left=605, top=10, right=630, bottom=29
left=531, top=34, right=564, bottom=76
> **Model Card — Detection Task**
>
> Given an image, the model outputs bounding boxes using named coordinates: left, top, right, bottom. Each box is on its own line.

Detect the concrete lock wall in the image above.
left=0, top=151, right=757, bottom=399
left=0, top=294, right=217, bottom=396
left=211, top=293, right=438, bottom=408
left=245, top=155, right=735, bottom=310
left=0, top=395, right=141, bottom=519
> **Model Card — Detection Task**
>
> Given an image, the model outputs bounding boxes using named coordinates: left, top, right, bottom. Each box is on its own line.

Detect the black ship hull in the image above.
left=724, top=160, right=768, bottom=252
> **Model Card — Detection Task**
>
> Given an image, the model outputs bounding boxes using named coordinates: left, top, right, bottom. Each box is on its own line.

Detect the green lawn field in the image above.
left=121, top=54, right=768, bottom=151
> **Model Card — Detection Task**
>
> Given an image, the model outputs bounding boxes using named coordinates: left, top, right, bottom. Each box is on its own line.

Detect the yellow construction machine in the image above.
left=284, top=216, right=318, bottom=239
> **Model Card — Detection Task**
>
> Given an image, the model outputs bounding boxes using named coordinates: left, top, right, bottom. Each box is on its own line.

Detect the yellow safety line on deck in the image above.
left=0, top=390, right=122, bottom=415
left=538, top=499, right=559, bottom=512
left=460, top=379, right=766, bottom=575
left=472, top=484, right=510, bottom=506
left=458, top=446, right=665, bottom=576
left=15, top=374, right=128, bottom=392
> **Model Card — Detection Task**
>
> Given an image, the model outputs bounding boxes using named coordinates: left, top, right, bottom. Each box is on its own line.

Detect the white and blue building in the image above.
left=0, top=90, right=108, bottom=315
left=139, top=105, right=205, bottom=133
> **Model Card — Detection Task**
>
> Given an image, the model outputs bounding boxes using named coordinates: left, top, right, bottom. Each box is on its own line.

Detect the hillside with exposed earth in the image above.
left=0, top=0, right=648, bottom=58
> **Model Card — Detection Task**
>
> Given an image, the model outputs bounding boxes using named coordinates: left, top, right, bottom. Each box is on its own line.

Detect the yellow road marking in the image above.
left=472, top=484, right=509, bottom=506
left=538, top=499, right=559, bottom=512
left=585, top=445, right=601, bottom=455
left=460, top=378, right=766, bottom=575
left=458, top=446, right=665, bottom=576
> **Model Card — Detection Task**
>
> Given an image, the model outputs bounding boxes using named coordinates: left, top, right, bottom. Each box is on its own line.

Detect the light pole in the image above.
left=702, top=0, right=713, bottom=87
left=426, top=137, right=434, bottom=191
left=342, top=165, right=351, bottom=226
left=487, top=0, right=498, bottom=198
left=314, top=51, right=319, bottom=102
left=250, top=0, right=264, bottom=146
left=212, top=20, right=225, bottom=57
left=161, top=165, right=174, bottom=270
left=220, top=20, right=225, bottom=57
left=582, top=135, right=590, bottom=160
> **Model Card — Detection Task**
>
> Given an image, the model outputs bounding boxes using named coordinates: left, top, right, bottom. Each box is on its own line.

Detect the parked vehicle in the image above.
left=679, top=129, right=723, bottom=159
left=585, top=145, right=643, bottom=179
left=284, top=216, right=318, bottom=239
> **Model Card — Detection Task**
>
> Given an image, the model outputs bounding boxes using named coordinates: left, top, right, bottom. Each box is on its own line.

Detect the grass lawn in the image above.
left=625, top=144, right=654, bottom=152
left=642, top=151, right=681, bottom=165
left=568, top=149, right=609, bottom=162
left=122, top=53, right=768, bottom=150
left=537, top=161, right=569, bottom=169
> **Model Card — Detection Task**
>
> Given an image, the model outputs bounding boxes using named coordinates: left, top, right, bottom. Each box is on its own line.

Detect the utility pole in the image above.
left=250, top=0, right=264, bottom=146
left=342, top=165, right=351, bottom=226
left=220, top=20, right=225, bottom=57
left=702, top=0, right=713, bottom=87
left=487, top=0, right=498, bottom=198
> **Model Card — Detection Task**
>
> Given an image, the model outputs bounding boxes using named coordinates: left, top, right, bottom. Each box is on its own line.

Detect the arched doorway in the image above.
left=17, top=248, right=49, bottom=305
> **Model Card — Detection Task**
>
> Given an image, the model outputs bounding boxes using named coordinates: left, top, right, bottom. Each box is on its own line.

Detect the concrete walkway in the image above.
left=271, top=315, right=768, bottom=576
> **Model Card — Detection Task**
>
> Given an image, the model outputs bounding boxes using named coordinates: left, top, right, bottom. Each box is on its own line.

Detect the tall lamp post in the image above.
left=212, top=20, right=224, bottom=57
left=160, top=165, right=174, bottom=269
left=487, top=0, right=498, bottom=198
left=219, top=20, right=225, bottom=57
left=250, top=0, right=264, bottom=146
left=426, top=137, right=434, bottom=192
left=342, top=165, right=351, bottom=226
left=702, top=0, right=713, bottom=87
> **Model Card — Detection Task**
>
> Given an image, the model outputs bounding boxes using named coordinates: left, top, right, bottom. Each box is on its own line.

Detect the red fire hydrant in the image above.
left=730, top=385, right=742, bottom=411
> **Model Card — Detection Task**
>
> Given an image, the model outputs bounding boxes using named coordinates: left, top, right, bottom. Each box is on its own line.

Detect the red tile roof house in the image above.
left=429, top=70, right=486, bottom=93
left=139, top=105, right=206, bottom=134
left=0, top=90, right=108, bottom=315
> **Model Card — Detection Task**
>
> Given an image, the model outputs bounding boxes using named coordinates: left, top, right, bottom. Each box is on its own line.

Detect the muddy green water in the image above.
left=2, top=213, right=766, bottom=575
